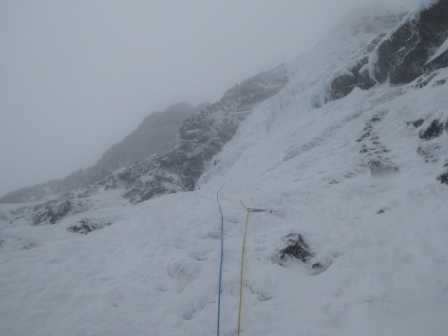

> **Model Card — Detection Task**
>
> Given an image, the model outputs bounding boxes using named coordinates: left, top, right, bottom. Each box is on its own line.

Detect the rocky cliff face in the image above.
left=326, top=0, right=448, bottom=101
left=2, top=65, right=288, bottom=223
left=95, top=101, right=197, bottom=170
left=325, top=0, right=448, bottom=185
left=119, top=65, right=289, bottom=202
left=372, top=0, right=448, bottom=84
left=0, top=102, right=197, bottom=204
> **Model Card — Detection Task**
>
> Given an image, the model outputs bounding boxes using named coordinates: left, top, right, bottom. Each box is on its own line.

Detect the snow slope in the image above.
left=1, top=4, right=448, bottom=336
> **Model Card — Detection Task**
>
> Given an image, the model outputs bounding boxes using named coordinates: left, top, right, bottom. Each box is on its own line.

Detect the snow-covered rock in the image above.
left=120, top=65, right=288, bottom=202
left=370, top=0, right=448, bottom=84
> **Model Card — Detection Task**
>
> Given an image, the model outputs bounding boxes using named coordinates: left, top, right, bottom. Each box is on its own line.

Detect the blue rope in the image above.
left=216, top=186, right=224, bottom=336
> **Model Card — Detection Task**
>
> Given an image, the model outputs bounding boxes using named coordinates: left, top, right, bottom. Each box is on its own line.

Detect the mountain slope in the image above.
left=119, top=65, right=288, bottom=202
left=95, top=101, right=197, bottom=170
left=0, top=102, right=197, bottom=204
left=1, top=2, right=448, bottom=336
left=0, top=65, right=289, bottom=227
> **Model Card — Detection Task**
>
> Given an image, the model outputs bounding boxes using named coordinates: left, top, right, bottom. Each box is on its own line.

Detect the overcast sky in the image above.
left=0, top=0, right=419, bottom=196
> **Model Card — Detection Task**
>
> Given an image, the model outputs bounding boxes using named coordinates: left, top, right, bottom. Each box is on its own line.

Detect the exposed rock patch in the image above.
left=415, top=72, right=439, bottom=88
left=367, top=159, right=399, bottom=176
left=279, top=233, right=313, bottom=264
left=437, top=170, right=448, bottom=185
left=407, top=119, right=425, bottom=128
left=417, top=143, right=443, bottom=163
left=329, top=56, right=376, bottom=100
left=419, top=119, right=445, bottom=140
left=433, top=78, right=447, bottom=87
left=67, top=218, right=112, bottom=234
left=32, top=199, right=92, bottom=225
left=96, top=102, right=196, bottom=170
left=120, top=65, right=289, bottom=203
left=356, top=111, right=398, bottom=177
left=324, top=2, right=448, bottom=103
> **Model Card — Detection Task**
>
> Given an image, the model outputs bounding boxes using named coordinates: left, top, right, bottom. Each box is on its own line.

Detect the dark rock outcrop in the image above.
left=372, top=0, right=448, bottom=84
left=415, top=72, right=439, bottom=88
left=416, top=119, right=448, bottom=165
left=367, top=159, right=399, bottom=176
left=279, top=233, right=313, bottom=263
left=32, top=199, right=92, bottom=225
left=119, top=65, right=289, bottom=202
left=329, top=56, right=376, bottom=101
left=326, top=1, right=448, bottom=102
left=276, top=233, right=329, bottom=271
left=438, top=171, right=448, bottom=184
left=95, top=102, right=196, bottom=170
left=323, top=13, right=404, bottom=103
left=407, top=119, right=425, bottom=128
left=67, top=218, right=112, bottom=234
left=419, top=119, right=445, bottom=140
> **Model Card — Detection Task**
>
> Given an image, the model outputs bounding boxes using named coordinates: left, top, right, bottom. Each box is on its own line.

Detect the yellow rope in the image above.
left=239, top=200, right=248, bottom=210
left=219, top=192, right=238, bottom=202
left=220, top=192, right=251, bottom=336
left=237, top=204, right=250, bottom=336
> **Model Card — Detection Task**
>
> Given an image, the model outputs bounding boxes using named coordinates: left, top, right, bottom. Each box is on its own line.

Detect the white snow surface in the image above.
left=2, top=11, right=448, bottom=336
left=427, top=37, right=448, bottom=64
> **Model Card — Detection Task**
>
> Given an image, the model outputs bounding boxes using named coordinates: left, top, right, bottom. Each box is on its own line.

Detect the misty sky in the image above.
left=0, top=0, right=419, bottom=196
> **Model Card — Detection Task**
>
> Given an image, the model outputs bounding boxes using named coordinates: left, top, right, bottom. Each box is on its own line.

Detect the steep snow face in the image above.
left=1, top=2, right=448, bottom=336
left=202, top=68, right=448, bottom=336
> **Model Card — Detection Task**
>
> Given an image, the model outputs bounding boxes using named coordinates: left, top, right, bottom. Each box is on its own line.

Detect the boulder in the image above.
left=279, top=233, right=313, bottom=263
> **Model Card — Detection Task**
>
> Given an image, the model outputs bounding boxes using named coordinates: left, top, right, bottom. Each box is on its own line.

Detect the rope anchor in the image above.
left=247, top=207, right=273, bottom=213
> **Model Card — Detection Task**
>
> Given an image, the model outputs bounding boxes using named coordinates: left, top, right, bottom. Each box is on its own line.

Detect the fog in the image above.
left=0, top=0, right=419, bottom=196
